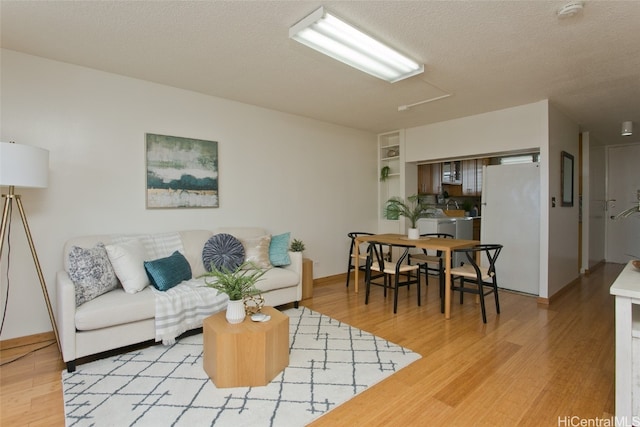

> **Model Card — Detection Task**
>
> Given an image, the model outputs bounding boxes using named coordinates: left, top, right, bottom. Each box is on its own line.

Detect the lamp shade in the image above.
left=622, top=121, right=633, bottom=136
left=0, top=141, right=49, bottom=188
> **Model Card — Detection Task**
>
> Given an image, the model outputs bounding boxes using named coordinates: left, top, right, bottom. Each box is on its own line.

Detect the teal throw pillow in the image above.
left=144, top=251, right=192, bottom=291
left=269, top=232, right=291, bottom=267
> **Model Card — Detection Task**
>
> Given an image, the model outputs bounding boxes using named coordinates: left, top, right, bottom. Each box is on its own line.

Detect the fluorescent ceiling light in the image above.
left=622, top=121, right=633, bottom=136
left=289, top=7, right=424, bottom=83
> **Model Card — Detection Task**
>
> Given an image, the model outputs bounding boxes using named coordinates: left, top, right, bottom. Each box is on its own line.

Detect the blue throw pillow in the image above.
left=144, top=251, right=192, bottom=291
left=269, top=232, right=291, bottom=267
left=202, top=233, right=245, bottom=272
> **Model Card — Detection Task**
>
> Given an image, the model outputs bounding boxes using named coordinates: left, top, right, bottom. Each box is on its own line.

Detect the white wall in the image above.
left=0, top=49, right=377, bottom=340
left=404, top=100, right=548, bottom=161
left=546, top=103, right=580, bottom=296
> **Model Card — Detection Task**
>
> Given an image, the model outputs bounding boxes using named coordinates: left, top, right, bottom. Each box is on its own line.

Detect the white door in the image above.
left=606, top=144, right=640, bottom=263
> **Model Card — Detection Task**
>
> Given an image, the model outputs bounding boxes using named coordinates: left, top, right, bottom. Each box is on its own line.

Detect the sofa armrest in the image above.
left=282, top=251, right=303, bottom=301
left=56, top=270, right=77, bottom=363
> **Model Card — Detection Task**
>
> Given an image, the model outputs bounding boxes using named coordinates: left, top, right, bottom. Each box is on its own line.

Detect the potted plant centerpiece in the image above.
left=203, top=262, right=266, bottom=324
left=385, top=194, right=426, bottom=239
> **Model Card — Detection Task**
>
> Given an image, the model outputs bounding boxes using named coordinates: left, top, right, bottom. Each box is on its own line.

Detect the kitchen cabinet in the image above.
left=462, top=160, right=476, bottom=195
left=473, top=218, right=481, bottom=240
left=418, top=163, right=441, bottom=195
left=462, top=158, right=489, bottom=196
left=442, top=161, right=461, bottom=184
left=419, top=158, right=488, bottom=196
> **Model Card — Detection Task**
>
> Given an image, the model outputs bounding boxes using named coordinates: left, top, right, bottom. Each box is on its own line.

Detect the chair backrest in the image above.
left=419, top=233, right=454, bottom=256
left=457, top=244, right=503, bottom=276
left=348, top=232, right=375, bottom=254
left=367, top=241, right=413, bottom=273
left=348, top=232, right=374, bottom=241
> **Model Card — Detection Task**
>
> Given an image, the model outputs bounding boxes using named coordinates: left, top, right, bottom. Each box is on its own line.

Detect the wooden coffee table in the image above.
left=203, top=306, right=289, bottom=388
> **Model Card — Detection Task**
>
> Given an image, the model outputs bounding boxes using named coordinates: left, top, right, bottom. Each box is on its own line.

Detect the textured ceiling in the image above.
left=1, top=1, right=639, bottom=146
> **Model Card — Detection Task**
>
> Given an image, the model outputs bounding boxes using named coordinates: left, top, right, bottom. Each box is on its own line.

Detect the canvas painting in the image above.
left=146, top=133, right=218, bottom=208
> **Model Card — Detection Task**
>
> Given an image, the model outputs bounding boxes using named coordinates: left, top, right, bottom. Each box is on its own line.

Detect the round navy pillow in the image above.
left=202, top=233, right=245, bottom=272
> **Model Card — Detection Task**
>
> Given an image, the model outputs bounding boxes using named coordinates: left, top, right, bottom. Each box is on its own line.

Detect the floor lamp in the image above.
left=0, top=141, right=60, bottom=353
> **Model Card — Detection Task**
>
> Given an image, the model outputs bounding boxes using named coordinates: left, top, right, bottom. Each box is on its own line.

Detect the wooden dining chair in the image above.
left=450, top=244, right=503, bottom=323
left=408, top=233, right=454, bottom=313
left=346, top=232, right=375, bottom=288
left=365, top=241, right=421, bottom=313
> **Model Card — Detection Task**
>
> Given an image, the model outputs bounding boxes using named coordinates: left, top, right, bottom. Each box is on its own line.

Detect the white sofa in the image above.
left=56, top=227, right=302, bottom=372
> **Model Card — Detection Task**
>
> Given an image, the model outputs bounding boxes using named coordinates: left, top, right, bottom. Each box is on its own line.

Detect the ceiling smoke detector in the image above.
left=557, top=1, right=585, bottom=19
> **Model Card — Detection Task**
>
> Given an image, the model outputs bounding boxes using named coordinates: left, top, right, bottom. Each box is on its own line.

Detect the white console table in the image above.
left=610, top=261, right=640, bottom=421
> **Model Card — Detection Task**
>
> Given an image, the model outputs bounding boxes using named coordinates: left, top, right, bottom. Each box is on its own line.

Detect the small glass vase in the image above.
left=226, top=299, right=246, bottom=324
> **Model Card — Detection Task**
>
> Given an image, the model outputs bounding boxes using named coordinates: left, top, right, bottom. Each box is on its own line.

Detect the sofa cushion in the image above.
left=202, top=233, right=245, bottom=272
left=144, top=251, right=192, bottom=291
left=105, top=239, right=150, bottom=293
left=75, top=287, right=155, bottom=331
left=253, top=267, right=299, bottom=292
left=269, top=232, right=291, bottom=266
left=68, top=243, right=119, bottom=306
left=112, top=232, right=184, bottom=260
left=241, top=234, right=272, bottom=269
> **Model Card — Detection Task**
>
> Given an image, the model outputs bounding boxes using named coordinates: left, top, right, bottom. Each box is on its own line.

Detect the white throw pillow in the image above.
left=105, top=239, right=150, bottom=293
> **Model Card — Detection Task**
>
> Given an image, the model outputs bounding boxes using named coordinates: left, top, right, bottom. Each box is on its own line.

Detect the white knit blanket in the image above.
left=153, top=279, right=228, bottom=345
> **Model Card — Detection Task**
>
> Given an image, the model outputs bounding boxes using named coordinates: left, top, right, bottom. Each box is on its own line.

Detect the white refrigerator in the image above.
left=481, top=163, right=540, bottom=295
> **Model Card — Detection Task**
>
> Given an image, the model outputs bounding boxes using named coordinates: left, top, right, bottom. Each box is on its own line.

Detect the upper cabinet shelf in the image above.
left=380, top=144, right=400, bottom=161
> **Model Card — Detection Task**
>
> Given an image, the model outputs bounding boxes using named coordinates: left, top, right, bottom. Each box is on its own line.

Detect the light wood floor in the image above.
left=0, top=262, right=623, bottom=426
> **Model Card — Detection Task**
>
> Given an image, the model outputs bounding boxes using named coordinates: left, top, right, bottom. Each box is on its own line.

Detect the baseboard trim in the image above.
left=537, top=274, right=585, bottom=306
left=0, top=331, right=55, bottom=350
left=584, top=259, right=606, bottom=276
left=314, top=273, right=346, bottom=287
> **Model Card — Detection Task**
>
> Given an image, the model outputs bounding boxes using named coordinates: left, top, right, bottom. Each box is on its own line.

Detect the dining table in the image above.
left=353, top=233, right=480, bottom=320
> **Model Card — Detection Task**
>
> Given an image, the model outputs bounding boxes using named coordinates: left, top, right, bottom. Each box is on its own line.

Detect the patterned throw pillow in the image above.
left=202, top=233, right=245, bottom=272
left=269, top=232, right=291, bottom=266
left=241, top=235, right=272, bottom=269
left=68, top=243, right=119, bottom=306
left=144, top=251, right=192, bottom=292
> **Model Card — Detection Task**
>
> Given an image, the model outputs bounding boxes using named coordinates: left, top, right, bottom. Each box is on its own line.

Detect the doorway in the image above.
left=606, top=144, right=640, bottom=263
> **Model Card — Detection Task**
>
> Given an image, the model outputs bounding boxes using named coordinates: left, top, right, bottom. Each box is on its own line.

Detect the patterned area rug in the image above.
left=62, top=307, right=421, bottom=426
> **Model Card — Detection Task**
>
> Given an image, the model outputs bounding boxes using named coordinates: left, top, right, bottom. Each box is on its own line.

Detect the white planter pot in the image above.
left=408, top=228, right=420, bottom=240
left=226, top=299, right=246, bottom=324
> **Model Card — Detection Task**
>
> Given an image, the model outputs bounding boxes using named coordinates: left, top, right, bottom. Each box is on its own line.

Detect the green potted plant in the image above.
left=384, top=194, right=426, bottom=239
left=380, top=166, right=390, bottom=181
left=202, top=262, right=265, bottom=323
left=290, top=238, right=305, bottom=252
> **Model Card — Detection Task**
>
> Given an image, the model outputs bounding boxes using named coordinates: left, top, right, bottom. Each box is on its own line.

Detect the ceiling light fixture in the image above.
left=622, top=121, right=633, bottom=136
left=289, top=7, right=424, bottom=83
left=557, top=1, right=585, bottom=19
